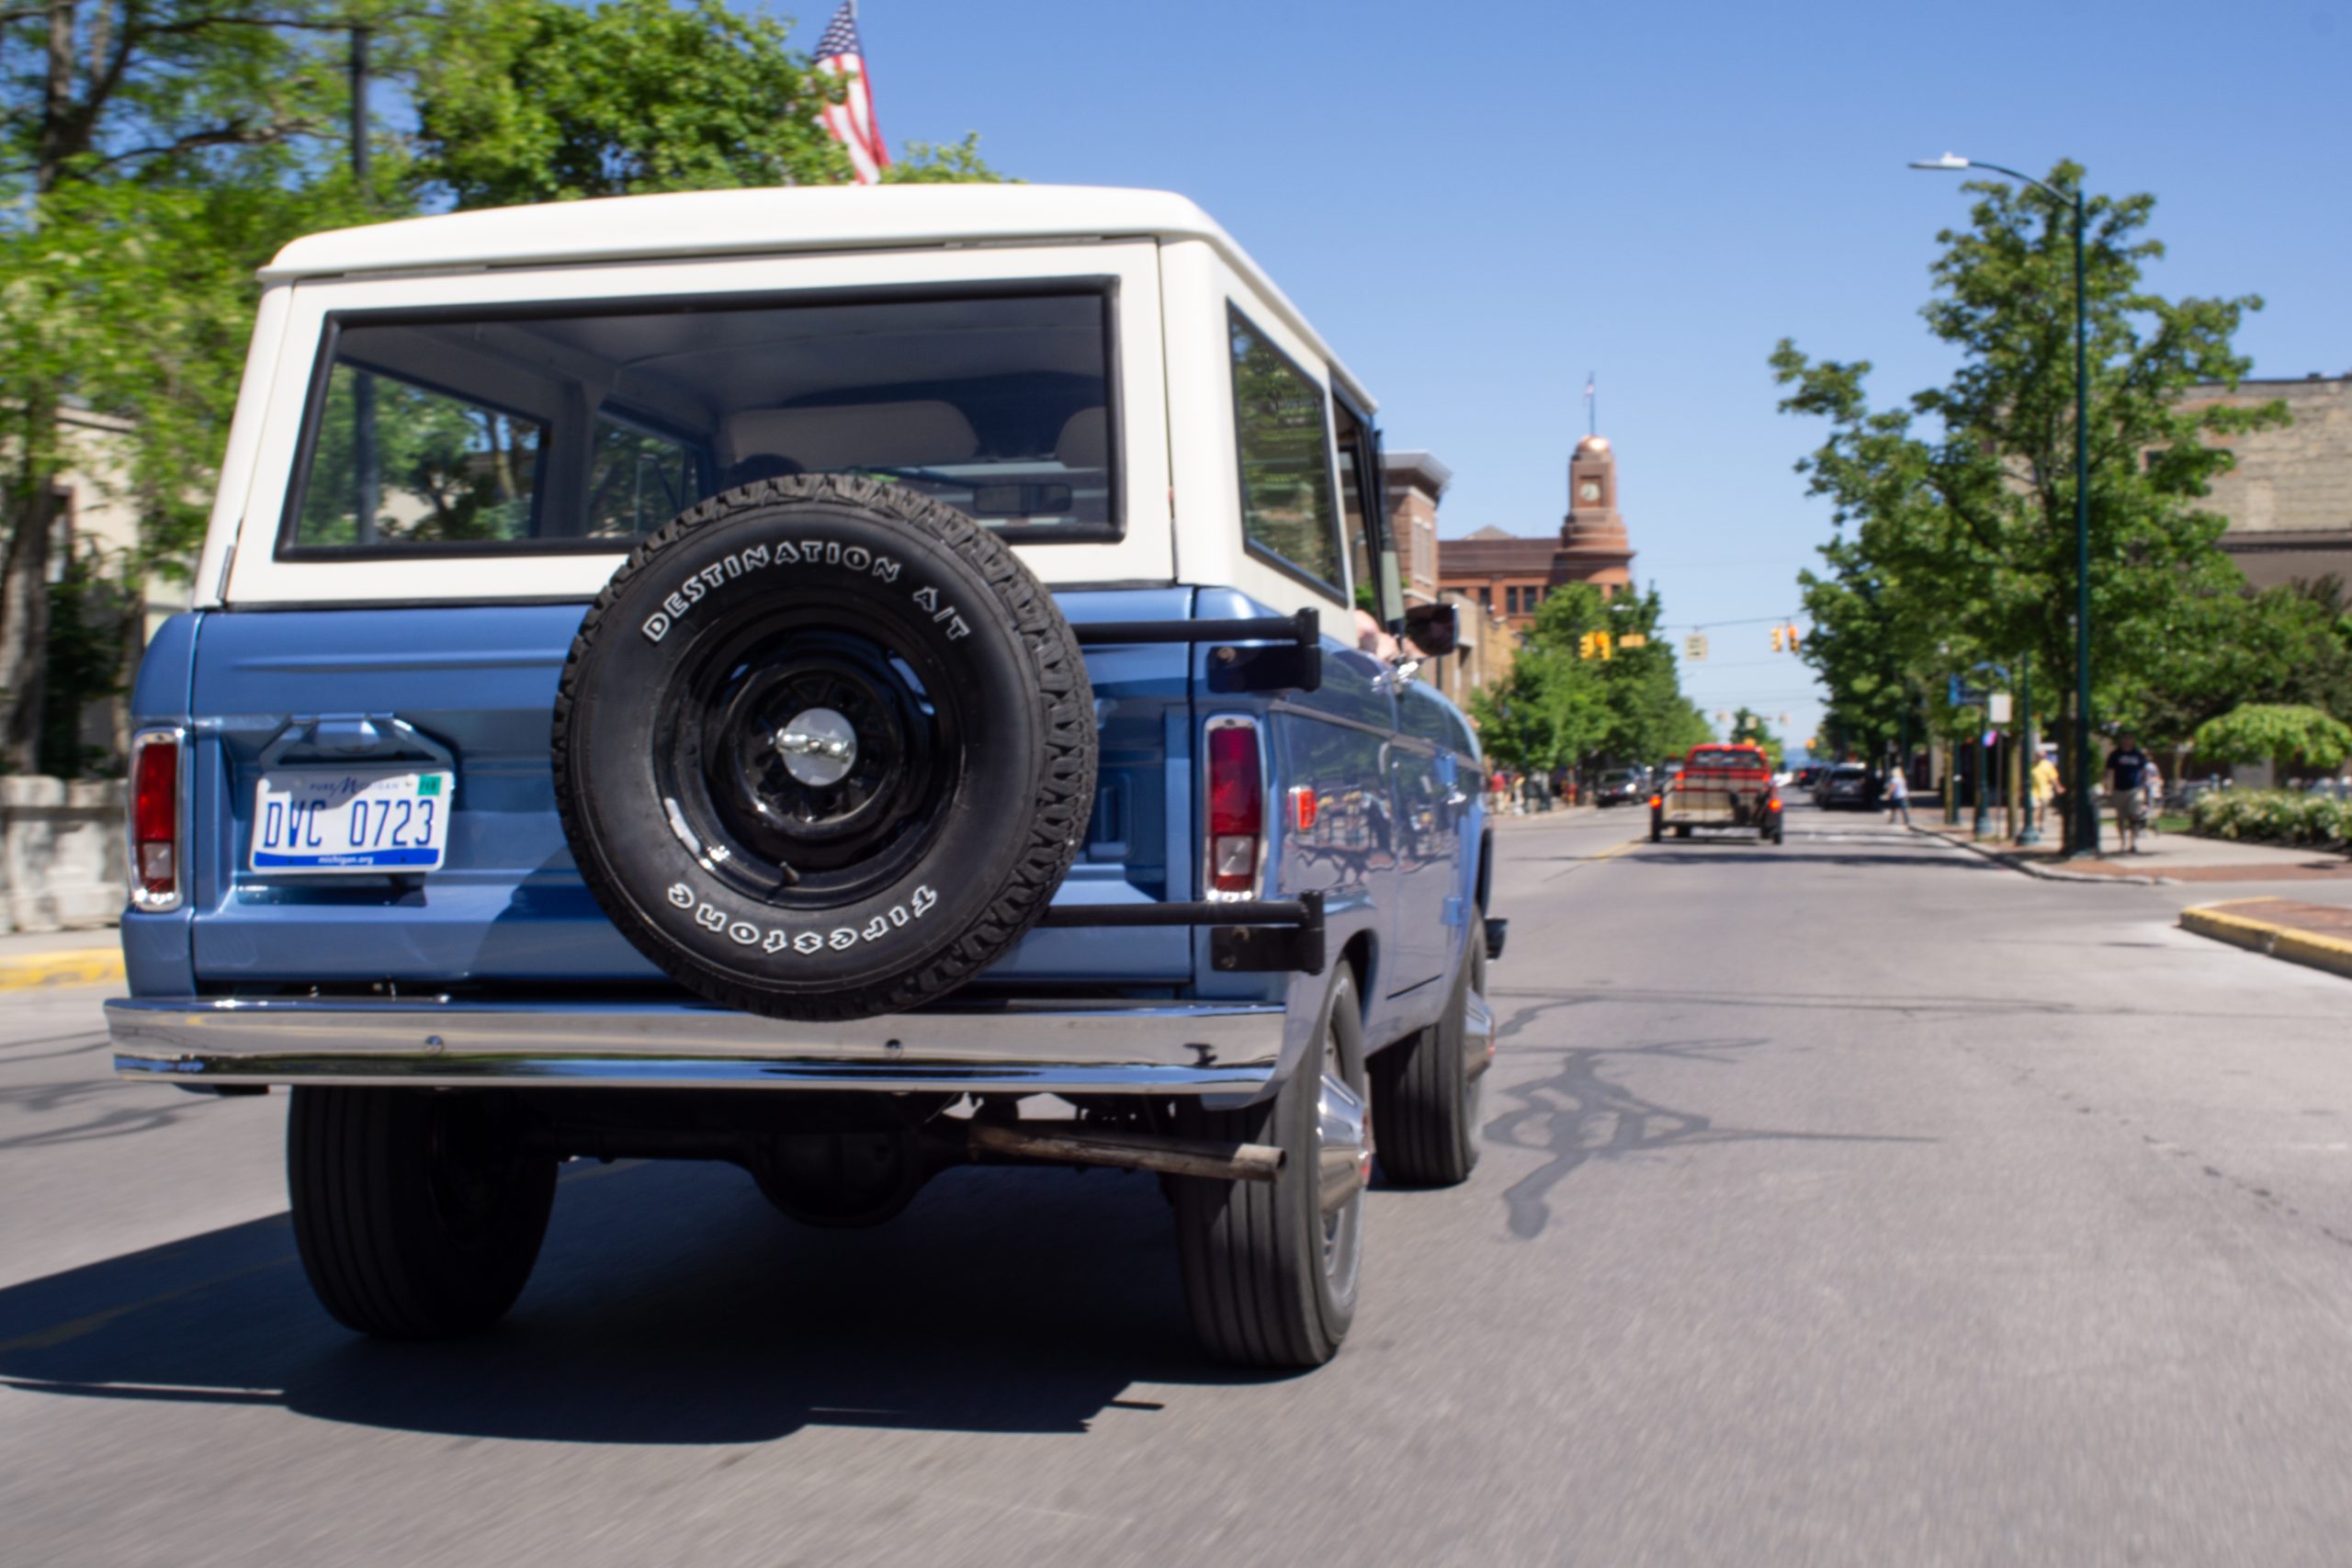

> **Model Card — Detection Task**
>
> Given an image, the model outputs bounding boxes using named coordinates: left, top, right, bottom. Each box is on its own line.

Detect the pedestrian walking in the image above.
left=1884, top=764, right=1912, bottom=827
left=2031, top=750, right=2061, bottom=819
left=2108, top=733, right=2154, bottom=853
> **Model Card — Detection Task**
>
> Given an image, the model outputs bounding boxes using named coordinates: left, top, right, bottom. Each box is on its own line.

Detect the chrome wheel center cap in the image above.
left=774, top=707, right=857, bottom=787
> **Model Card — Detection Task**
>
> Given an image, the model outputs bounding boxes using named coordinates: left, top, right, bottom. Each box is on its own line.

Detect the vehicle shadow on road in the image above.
left=1479, top=999, right=1935, bottom=1241
left=0, top=1157, right=1258, bottom=1445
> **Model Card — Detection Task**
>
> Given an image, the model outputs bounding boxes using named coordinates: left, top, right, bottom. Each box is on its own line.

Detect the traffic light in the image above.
left=1787, top=624, right=1803, bottom=651
left=1770, top=627, right=1785, bottom=653
left=1577, top=631, right=1614, bottom=660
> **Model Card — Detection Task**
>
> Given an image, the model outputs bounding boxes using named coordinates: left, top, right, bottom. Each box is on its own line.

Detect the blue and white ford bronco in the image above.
left=108, top=186, right=1498, bottom=1368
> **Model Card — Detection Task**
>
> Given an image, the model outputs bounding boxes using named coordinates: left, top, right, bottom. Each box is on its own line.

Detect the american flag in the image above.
left=814, top=2, right=888, bottom=185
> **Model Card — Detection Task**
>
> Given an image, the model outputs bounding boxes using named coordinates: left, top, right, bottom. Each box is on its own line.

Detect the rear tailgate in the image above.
left=1668, top=761, right=1772, bottom=823
left=182, top=591, right=1197, bottom=989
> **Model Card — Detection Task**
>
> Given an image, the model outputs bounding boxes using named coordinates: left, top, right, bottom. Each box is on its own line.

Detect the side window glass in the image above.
left=586, top=413, right=707, bottom=539
left=1228, top=308, right=1340, bottom=589
left=295, top=363, right=546, bottom=547
left=1332, top=399, right=1379, bottom=612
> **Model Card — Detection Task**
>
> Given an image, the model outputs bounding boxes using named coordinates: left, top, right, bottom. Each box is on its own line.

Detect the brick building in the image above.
left=1381, top=449, right=1447, bottom=607
left=2180, top=373, right=2352, bottom=589
left=1437, top=433, right=1636, bottom=632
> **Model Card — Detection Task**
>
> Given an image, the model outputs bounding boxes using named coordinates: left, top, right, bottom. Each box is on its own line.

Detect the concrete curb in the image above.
left=1906, top=824, right=2170, bottom=886
left=0, top=946, right=125, bottom=992
left=2179, top=903, right=2352, bottom=983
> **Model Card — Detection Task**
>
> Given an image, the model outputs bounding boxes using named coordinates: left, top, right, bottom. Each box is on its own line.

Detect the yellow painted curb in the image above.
left=2179, top=904, right=2352, bottom=983
left=0, top=946, right=125, bottom=993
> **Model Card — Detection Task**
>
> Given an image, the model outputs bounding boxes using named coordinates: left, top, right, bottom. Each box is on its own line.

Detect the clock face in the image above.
left=1577, top=480, right=1601, bottom=503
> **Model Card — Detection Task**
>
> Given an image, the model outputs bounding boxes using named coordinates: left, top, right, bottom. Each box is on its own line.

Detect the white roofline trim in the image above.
left=260, top=185, right=1375, bottom=413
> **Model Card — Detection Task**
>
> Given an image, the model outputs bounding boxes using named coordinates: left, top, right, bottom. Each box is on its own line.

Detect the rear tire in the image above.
left=288, top=1088, right=557, bottom=1339
left=1674, top=824, right=1691, bottom=840
left=1649, top=813, right=1663, bottom=842
left=1175, top=969, right=1367, bottom=1368
left=1371, top=931, right=1487, bottom=1187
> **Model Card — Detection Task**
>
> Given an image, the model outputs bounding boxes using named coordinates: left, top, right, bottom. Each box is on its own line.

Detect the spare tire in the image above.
left=553, top=475, right=1096, bottom=1020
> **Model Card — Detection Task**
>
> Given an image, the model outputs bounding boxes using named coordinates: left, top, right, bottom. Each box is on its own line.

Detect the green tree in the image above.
left=1727, top=706, right=1784, bottom=768
left=0, top=0, right=399, bottom=771
left=412, top=0, right=1004, bottom=208
left=1773, top=162, right=2287, bottom=849
left=1467, top=584, right=1711, bottom=775
left=2192, top=703, right=2352, bottom=782
left=3, top=0, right=1009, bottom=773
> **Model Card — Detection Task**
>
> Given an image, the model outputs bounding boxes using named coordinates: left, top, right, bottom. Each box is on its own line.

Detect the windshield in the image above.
left=282, top=290, right=1118, bottom=555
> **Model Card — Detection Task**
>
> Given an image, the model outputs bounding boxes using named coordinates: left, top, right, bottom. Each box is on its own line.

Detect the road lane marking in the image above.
left=1539, top=838, right=1645, bottom=881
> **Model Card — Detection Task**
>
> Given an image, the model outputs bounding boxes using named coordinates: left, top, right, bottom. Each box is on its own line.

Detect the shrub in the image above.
left=2189, top=789, right=2348, bottom=848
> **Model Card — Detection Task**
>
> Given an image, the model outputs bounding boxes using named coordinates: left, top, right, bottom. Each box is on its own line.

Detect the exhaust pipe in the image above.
left=964, top=1119, right=1283, bottom=1183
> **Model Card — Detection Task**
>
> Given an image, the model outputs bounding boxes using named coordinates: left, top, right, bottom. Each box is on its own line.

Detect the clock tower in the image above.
left=1557, top=434, right=1634, bottom=590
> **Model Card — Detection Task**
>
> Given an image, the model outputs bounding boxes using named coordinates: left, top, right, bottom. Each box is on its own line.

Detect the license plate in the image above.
left=251, top=769, right=455, bottom=874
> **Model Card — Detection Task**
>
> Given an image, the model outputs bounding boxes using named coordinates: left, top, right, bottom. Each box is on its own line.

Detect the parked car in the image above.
left=106, top=186, right=1502, bottom=1371
left=1650, top=743, right=1782, bottom=843
left=1593, top=767, right=1645, bottom=807
left=1815, top=763, right=1878, bottom=810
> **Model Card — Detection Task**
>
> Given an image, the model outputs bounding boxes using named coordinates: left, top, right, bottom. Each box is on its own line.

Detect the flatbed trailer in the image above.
left=1650, top=743, right=1782, bottom=844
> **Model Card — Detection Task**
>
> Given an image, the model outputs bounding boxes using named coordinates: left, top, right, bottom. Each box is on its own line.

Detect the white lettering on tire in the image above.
left=672, top=885, right=944, bottom=959
left=640, top=542, right=916, bottom=642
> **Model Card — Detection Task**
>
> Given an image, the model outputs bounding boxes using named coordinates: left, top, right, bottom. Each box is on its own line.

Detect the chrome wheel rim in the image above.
left=1316, top=1028, right=1368, bottom=1292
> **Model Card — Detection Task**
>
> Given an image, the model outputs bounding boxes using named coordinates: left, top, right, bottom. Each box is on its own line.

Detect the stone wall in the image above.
left=0, top=777, right=126, bottom=933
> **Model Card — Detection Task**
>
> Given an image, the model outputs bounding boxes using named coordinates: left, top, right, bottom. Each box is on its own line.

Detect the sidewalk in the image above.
left=2179, top=898, right=2352, bottom=983
left=0, top=928, right=124, bottom=991
left=1910, top=817, right=2352, bottom=886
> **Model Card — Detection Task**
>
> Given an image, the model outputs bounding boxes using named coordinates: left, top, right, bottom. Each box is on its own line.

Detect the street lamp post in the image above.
left=1910, top=153, right=2097, bottom=855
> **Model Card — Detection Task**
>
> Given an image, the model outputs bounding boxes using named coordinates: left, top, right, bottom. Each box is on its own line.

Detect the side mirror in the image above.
left=1402, top=602, right=1459, bottom=657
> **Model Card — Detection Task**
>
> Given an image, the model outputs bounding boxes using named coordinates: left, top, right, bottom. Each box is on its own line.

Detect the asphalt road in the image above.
left=7, top=806, right=2352, bottom=1566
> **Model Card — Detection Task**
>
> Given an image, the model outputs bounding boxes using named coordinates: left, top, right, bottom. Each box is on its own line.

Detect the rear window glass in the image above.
left=283, top=289, right=1118, bottom=556
left=1686, top=749, right=1762, bottom=770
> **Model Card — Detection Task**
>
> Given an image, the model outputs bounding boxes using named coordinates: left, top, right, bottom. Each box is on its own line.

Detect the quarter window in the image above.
left=1228, top=308, right=1340, bottom=590
left=586, top=413, right=708, bottom=540
left=295, top=363, right=546, bottom=547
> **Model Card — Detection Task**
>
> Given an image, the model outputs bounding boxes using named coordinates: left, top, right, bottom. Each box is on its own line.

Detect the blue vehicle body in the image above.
left=122, top=584, right=1486, bottom=1094
left=99, top=186, right=1512, bottom=1367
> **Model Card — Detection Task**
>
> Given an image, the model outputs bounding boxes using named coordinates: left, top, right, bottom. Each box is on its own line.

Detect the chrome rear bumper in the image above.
left=107, top=996, right=1285, bottom=1098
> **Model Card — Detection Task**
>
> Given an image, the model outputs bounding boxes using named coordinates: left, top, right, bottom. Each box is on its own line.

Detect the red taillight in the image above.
left=130, top=731, right=181, bottom=907
left=1206, top=721, right=1262, bottom=896
left=1289, top=784, right=1318, bottom=832
left=1647, top=795, right=1662, bottom=809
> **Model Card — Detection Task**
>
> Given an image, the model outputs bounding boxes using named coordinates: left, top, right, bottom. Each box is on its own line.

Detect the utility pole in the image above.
left=1911, top=153, right=2097, bottom=855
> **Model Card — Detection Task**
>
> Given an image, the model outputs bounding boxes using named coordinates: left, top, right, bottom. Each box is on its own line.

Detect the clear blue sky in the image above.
left=792, top=0, right=2350, bottom=751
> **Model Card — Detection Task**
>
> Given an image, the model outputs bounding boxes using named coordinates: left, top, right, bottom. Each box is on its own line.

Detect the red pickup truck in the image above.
left=1649, top=744, right=1783, bottom=844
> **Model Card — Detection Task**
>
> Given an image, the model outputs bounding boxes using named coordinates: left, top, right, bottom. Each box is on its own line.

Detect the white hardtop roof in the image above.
left=263, top=184, right=1374, bottom=411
